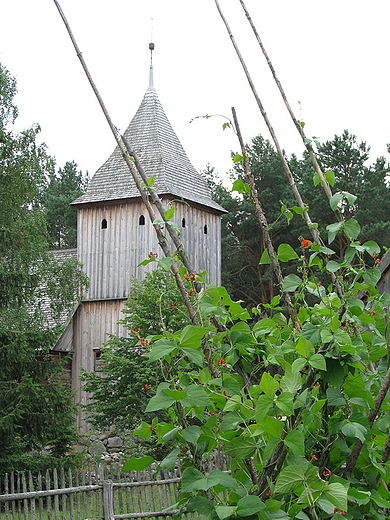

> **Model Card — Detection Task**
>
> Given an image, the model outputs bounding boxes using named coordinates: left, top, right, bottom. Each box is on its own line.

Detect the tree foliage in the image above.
left=209, top=132, right=390, bottom=308
left=0, top=62, right=88, bottom=465
left=81, top=269, right=191, bottom=434
left=45, top=161, right=88, bottom=248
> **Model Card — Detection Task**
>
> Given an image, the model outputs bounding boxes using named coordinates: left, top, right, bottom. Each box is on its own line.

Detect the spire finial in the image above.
left=148, top=42, right=155, bottom=90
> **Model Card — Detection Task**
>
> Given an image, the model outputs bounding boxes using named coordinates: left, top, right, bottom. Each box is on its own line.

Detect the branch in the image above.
left=343, top=366, right=390, bottom=476
left=231, top=107, right=300, bottom=330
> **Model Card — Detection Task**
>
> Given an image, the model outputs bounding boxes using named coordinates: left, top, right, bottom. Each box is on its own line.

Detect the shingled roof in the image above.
left=72, top=78, right=224, bottom=213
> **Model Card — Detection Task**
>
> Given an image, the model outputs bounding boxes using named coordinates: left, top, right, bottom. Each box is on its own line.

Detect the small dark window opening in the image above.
left=182, top=218, right=186, bottom=228
left=204, top=224, right=208, bottom=235
left=94, top=350, right=106, bottom=372
left=139, top=215, right=145, bottom=225
left=101, top=218, right=107, bottom=229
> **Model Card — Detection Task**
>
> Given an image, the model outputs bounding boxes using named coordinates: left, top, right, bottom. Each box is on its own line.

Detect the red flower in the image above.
left=301, top=239, right=311, bottom=247
left=341, top=512, right=346, bottom=517
left=334, top=508, right=338, bottom=514
left=144, top=384, right=151, bottom=390
left=314, top=382, right=320, bottom=387
left=375, top=258, right=381, bottom=265
left=266, top=490, right=272, bottom=495
left=277, top=414, right=283, bottom=419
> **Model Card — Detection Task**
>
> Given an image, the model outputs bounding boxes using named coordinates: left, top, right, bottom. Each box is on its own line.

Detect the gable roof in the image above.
left=72, top=83, right=225, bottom=213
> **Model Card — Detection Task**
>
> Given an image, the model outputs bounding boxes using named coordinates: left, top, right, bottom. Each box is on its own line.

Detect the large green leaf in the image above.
left=344, top=218, right=360, bottom=240
left=348, top=487, right=371, bottom=506
left=122, top=456, right=154, bottom=472
left=133, top=421, right=153, bottom=440
left=207, top=470, right=237, bottom=489
left=277, top=244, right=299, bottom=262
left=308, top=353, right=326, bottom=371
left=283, top=274, right=302, bottom=292
left=181, top=346, right=203, bottom=366
left=181, top=425, right=201, bottom=444
left=145, top=393, right=175, bottom=412
left=275, top=392, right=294, bottom=416
left=254, top=394, right=273, bottom=422
left=295, top=336, right=314, bottom=358
left=362, top=240, right=380, bottom=256
left=301, top=323, right=321, bottom=345
left=163, top=389, right=187, bottom=401
left=326, top=388, right=346, bottom=407
left=181, top=467, right=208, bottom=492
left=236, top=495, right=265, bottom=517
left=187, top=497, right=215, bottom=516
left=280, top=369, right=302, bottom=394
left=180, top=325, right=208, bottom=348
left=215, top=506, right=237, bottom=520
left=148, top=340, right=176, bottom=362
left=259, top=372, right=280, bottom=399
left=323, top=482, right=348, bottom=511
left=326, top=260, right=342, bottom=273
left=283, top=430, right=305, bottom=456
left=275, top=465, right=306, bottom=494
left=158, top=448, right=180, bottom=471
left=363, top=267, right=381, bottom=286
left=326, top=221, right=344, bottom=244
left=329, top=191, right=357, bottom=211
left=224, top=436, right=258, bottom=458
left=181, top=385, right=211, bottom=408
left=341, top=421, right=367, bottom=442
left=163, top=207, right=175, bottom=220
left=259, top=415, right=285, bottom=438
left=259, top=249, right=271, bottom=265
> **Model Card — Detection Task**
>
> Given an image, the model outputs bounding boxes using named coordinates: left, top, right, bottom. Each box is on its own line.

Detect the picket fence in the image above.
left=0, top=456, right=227, bottom=520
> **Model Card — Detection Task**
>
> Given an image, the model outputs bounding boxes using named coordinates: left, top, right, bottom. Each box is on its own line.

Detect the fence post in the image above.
left=102, top=479, right=114, bottom=520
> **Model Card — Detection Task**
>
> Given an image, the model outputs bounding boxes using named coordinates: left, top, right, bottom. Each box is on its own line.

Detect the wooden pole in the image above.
left=231, top=107, right=300, bottom=330
left=213, top=0, right=320, bottom=246
left=102, top=480, right=115, bottom=520
left=237, top=0, right=336, bottom=205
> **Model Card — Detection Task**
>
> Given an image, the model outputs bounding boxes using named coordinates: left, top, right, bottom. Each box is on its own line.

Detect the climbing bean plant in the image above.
left=125, top=193, right=390, bottom=520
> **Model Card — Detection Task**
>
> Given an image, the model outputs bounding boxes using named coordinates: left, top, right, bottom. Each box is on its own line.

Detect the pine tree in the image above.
left=0, top=63, right=88, bottom=466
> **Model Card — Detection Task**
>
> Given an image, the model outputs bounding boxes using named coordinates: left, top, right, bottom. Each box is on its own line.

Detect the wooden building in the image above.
left=54, top=55, right=225, bottom=431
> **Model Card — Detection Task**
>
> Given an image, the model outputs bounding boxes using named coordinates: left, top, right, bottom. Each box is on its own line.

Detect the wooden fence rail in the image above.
left=0, top=465, right=189, bottom=520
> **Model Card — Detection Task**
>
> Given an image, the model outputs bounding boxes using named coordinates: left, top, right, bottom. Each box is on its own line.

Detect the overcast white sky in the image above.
left=1, top=0, right=389, bottom=181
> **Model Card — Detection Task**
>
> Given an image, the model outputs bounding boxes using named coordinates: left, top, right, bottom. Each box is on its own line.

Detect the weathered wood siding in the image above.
left=378, top=252, right=390, bottom=295
left=77, top=199, right=221, bottom=302
left=72, top=300, right=129, bottom=430
left=74, top=198, right=221, bottom=431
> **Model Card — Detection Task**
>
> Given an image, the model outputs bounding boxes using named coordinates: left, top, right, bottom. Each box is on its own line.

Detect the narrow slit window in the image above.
left=139, top=215, right=145, bottom=225
left=101, top=218, right=107, bottom=229
left=182, top=218, right=186, bottom=228
left=204, top=224, right=208, bottom=235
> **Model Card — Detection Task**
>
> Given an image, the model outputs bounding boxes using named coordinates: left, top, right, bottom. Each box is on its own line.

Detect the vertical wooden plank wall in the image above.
left=73, top=198, right=222, bottom=432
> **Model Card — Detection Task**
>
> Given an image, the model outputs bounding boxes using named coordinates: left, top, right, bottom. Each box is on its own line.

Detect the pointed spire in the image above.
left=148, top=42, right=155, bottom=91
